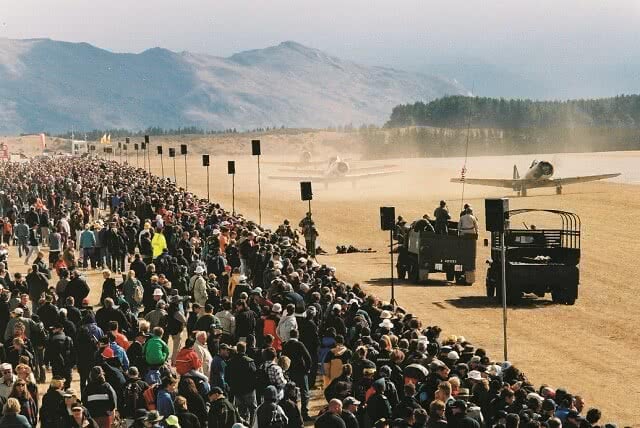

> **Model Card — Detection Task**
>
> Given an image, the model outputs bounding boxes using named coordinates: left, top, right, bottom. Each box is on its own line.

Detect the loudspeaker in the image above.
left=118, top=142, right=121, bottom=148
left=141, top=142, right=146, bottom=150
left=123, top=144, right=127, bottom=151
left=380, top=206, right=395, bottom=231
left=251, top=139, right=261, bottom=156
left=144, top=135, right=150, bottom=144
left=485, top=198, right=510, bottom=232
left=300, top=181, right=312, bottom=201
left=180, top=144, right=187, bottom=155
left=169, top=148, right=175, bottom=157
left=125, top=137, right=130, bottom=144
left=227, top=161, right=235, bottom=174
left=134, top=143, right=139, bottom=151
left=202, top=155, right=210, bottom=167
left=157, top=146, right=163, bottom=155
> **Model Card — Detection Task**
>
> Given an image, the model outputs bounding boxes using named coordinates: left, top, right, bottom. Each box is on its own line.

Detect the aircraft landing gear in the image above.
left=556, top=185, right=563, bottom=195
left=518, top=188, right=527, bottom=197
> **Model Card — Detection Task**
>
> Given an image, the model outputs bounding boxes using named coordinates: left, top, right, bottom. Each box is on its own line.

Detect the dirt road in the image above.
left=139, top=149, right=639, bottom=425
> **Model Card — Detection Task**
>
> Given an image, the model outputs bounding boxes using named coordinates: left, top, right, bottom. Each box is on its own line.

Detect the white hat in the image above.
left=487, top=364, right=502, bottom=377
left=239, top=275, right=248, bottom=282
left=447, top=351, right=460, bottom=361
left=195, top=266, right=205, bottom=274
left=348, top=299, right=360, bottom=306
left=332, top=303, right=342, bottom=311
left=379, top=319, right=394, bottom=329
left=0, top=363, right=11, bottom=371
left=12, top=308, right=23, bottom=316
left=469, top=355, right=481, bottom=363
left=468, top=370, right=482, bottom=381
left=272, top=303, right=282, bottom=313
left=379, top=310, right=392, bottom=320
left=153, top=288, right=164, bottom=296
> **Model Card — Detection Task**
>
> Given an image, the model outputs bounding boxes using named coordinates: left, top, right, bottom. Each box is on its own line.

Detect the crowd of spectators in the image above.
left=0, top=156, right=616, bottom=428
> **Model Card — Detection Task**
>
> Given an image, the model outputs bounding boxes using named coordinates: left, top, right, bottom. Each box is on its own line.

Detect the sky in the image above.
left=2, top=0, right=639, bottom=70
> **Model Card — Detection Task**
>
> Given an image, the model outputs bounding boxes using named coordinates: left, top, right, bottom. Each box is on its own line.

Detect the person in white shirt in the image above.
left=194, top=331, right=213, bottom=380
left=459, top=207, right=479, bottom=238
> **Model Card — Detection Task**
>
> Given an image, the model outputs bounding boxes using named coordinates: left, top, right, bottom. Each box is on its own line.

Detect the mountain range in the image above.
left=0, top=38, right=465, bottom=134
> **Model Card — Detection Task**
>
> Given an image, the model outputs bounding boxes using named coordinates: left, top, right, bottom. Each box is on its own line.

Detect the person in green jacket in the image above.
left=142, top=327, right=170, bottom=368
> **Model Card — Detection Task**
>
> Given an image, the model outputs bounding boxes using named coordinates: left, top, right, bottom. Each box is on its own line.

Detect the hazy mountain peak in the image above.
left=0, top=38, right=465, bottom=133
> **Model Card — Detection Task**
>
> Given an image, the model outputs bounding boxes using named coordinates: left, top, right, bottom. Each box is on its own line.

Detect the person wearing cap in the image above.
left=143, top=410, right=165, bottom=428
left=208, top=386, right=240, bottom=428
left=341, top=397, right=360, bottom=428
left=44, top=322, right=74, bottom=388
left=448, top=399, right=480, bottom=428
left=191, top=266, right=209, bottom=307
left=210, top=343, right=231, bottom=392
left=366, top=378, right=392, bottom=425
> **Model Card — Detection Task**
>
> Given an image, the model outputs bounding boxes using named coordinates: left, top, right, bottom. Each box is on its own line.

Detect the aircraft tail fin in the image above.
left=513, top=165, right=520, bottom=180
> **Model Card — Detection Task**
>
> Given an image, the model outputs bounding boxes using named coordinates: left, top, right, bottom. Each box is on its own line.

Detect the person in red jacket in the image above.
left=174, top=338, right=209, bottom=384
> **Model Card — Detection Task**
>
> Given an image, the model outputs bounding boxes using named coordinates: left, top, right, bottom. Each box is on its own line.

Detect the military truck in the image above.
left=397, top=219, right=477, bottom=285
left=485, top=209, right=580, bottom=305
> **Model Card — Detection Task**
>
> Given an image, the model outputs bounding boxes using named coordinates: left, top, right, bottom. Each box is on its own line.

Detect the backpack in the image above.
left=133, top=282, right=144, bottom=304
left=144, top=368, right=161, bottom=385
left=121, top=380, right=146, bottom=418
left=142, top=384, right=159, bottom=410
left=266, top=404, right=287, bottom=428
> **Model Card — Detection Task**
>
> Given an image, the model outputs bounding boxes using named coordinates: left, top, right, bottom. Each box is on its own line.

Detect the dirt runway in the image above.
left=137, top=148, right=640, bottom=425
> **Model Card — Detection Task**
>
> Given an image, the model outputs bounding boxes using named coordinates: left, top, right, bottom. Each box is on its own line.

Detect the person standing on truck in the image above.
left=458, top=207, right=479, bottom=238
left=433, top=201, right=451, bottom=235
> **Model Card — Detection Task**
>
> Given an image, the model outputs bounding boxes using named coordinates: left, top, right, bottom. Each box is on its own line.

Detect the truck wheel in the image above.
left=563, top=283, right=578, bottom=305
left=446, top=271, right=455, bottom=282
left=463, top=271, right=475, bottom=285
left=551, top=291, right=562, bottom=304
left=486, top=284, right=495, bottom=297
left=506, top=283, right=522, bottom=305
left=397, top=266, right=406, bottom=280
left=409, top=264, right=420, bottom=283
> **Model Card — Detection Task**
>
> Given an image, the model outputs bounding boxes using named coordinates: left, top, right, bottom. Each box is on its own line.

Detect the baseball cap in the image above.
left=208, top=386, right=224, bottom=396
left=343, top=396, right=361, bottom=406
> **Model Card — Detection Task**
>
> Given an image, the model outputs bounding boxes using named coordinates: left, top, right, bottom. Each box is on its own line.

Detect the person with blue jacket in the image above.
left=156, top=376, right=177, bottom=417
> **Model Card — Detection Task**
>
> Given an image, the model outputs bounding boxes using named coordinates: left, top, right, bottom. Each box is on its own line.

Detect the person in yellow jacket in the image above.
left=151, top=228, right=167, bottom=258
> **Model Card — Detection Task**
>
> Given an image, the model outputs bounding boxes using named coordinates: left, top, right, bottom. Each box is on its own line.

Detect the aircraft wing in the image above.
left=451, top=173, right=621, bottom=189
left=268, top=170, right=401, bottom=183
left=450, top=178, right=517, bottom=188
left=530, top=173, right=621, bottom=188
left=263, top=160, right=326, bottom=167
left=348, top=164, right=399, bottom=173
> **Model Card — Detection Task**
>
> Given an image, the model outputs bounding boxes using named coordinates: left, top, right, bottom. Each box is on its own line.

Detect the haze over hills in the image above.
left=0, top=38, right=466, bottom=134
